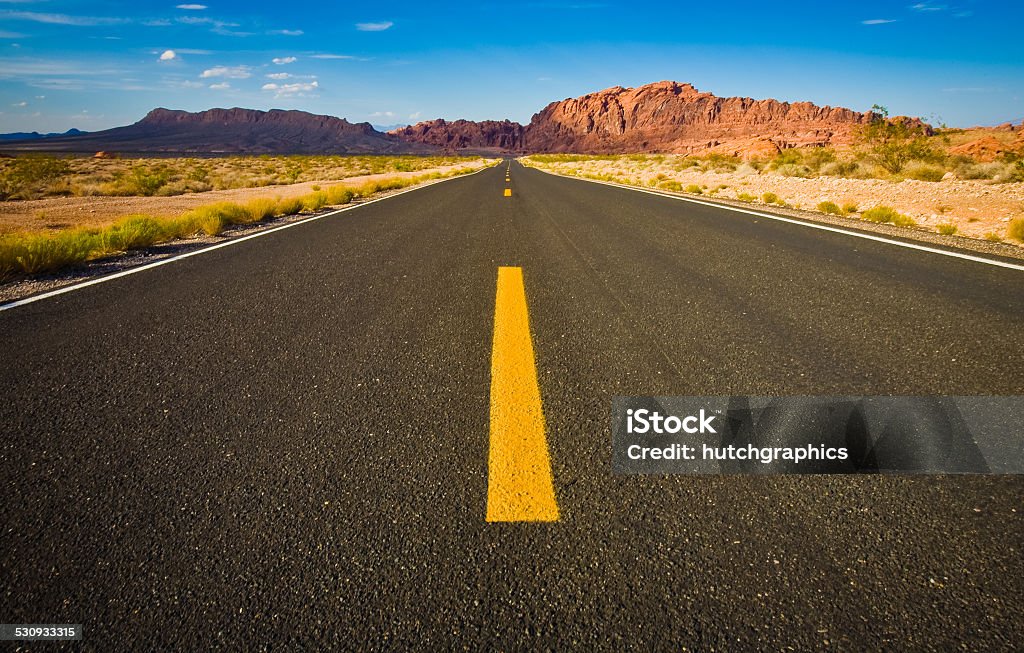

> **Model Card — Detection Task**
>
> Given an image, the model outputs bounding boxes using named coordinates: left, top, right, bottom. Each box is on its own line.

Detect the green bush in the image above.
left=774, top=163, right=812, bottom=178
left=857, top=106, right=939, bottom=174
left=820, top=161, right=859, bottom=177
left=841, top=201, right=859, bottom=214
left=936, top=223, right=958, bottom=236
left=817, top=201, right=843, bottom=215
left=761, top=192, right=779, bottom=204
left=125, top=166, right=171, bottom=196
left=984, top=232, right=1003, bottom=242
left=103, top=215, right=166, bottom=251
left=1008, top=217, right=1024, bottom=242
left=736, top=192, right=757, bottom=202
left=903, top=162, right=945, bottom=182
left=684, top=184, right=703, bottom=195
left=657, top=180, right=683, bottom=192
left=861, top=206, right=916, bottom=227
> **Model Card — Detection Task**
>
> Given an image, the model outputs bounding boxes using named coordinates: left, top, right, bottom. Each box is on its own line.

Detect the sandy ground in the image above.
left=0, top=159, right=492, bottom=234
left=523, top=158, right=1024, bottom=244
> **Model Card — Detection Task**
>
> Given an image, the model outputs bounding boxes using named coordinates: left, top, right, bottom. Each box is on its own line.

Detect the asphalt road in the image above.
left=2, top=160, right=1022, bottom=650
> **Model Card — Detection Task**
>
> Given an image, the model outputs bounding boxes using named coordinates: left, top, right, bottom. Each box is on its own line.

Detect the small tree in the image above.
left=858, top=104, right=937, bottom=174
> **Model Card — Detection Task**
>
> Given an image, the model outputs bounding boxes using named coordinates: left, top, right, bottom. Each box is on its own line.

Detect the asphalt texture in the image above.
left=2, top=161, right=1022, bottom=651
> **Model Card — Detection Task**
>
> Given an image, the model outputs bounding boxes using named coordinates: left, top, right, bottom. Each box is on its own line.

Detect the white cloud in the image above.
left=356, top=21, right=392, bottom=31
left=200, top=65, right=250, bottom=78
left=159, top=49, right=177, bottom=61
left=261, top=80, right=318, bottom=98
left=911, top=3, right=944, bottom=11
left=176, top=3, right=207, bottom=9
left=270, top=29, right=303, bottom=36
left=861, top=18, right=897, bottom=25
left=272, top=56, right=296, bottom=64
left=310, top=53, right=355, bottom=59
left=208, top=82, right=230, bottom=90
left=369, top=111, right=395, bottom=118
left=3, top=11, right=128, bottom=26
left=12, top=101, right=27, bottom=107
left=408, top=111, right=421, bottom=120
left=266, top=72, right=292, bottom=79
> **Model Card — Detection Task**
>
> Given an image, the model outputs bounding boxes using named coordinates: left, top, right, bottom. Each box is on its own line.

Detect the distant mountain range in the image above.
left=0, top=81, right=933, bottom=157
left=1, top=108, right=431, bottom=155
left=0, top=128, right=85, bottom=141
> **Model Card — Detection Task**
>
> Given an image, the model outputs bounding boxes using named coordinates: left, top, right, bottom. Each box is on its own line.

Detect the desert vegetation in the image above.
left=0, top=154, right=482, bottom=201
left=0, top=166, right=484, bottom=281
left=522, top=124, right=1024, bottom=244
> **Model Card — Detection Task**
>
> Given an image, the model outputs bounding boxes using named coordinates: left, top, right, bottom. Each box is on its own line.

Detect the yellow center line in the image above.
left=486, top=267, right=559, bottom=523
left=504, top=188, right=512, bottom=197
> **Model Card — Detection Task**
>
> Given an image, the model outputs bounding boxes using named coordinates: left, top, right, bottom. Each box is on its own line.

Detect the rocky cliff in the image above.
left=393, top=81, right=894, bottom=156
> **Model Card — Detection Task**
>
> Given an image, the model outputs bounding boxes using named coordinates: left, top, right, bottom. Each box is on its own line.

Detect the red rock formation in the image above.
left=393, top=81, right=911, bottom=156
left=389, top=119, right=524, bottom=151
left=949, top=135, right=1020, bottom=162
left=524, top=81, right=876, bottom=154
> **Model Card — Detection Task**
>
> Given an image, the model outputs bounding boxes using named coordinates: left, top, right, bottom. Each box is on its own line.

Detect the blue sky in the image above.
left=0, top=1, right=1021, bottom=132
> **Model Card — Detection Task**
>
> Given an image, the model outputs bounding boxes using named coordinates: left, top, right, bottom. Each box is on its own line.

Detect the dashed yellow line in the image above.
left=504, top=188, right=512, bottom=197
left=486, top=267, right=559, bottom=523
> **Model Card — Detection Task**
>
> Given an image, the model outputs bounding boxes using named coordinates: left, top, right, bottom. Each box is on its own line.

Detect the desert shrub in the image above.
left=301, top=191, right=328, bottom=212
left=1008, top=217, right=1024, bottom=242
left=5, top=229, right=100, bottom=274
left=124, top=166, right=171, bottom=196
left=774, top=163, right=812, bottom=178
left=702, top=154, right=740, bottom=172
left=243, top=198, right=279, bottom=222
left=861, top=206, right=916, bottom=227
left=736, top=192, right=757, bottom=202
left=103, top=215, right=165, bottom=251
left=857, top=106, right=939, bottom=173
left=819, top=161, right=860, bottom=177
left=841, top=201, right=859, bottom=214
left=1004, top=161, right=1024, bottom=183
left=817, top=201, right=843, bottom=215
left=903, top=162, right=945, bottom=182
left=275, top=197, right=304, bottom=215
left=984, top=232, right=1003, bottom=242
left=326, top=186, right=355, bottom=204
left=657, top=180, right=683, bottom=192
left=936, top=223, right=958, bottom=236
left=955, top=161, right=1005, bottom=180
left=761, top=192, right=779, bottom=204
left=0, top=155, right=71, bottom=199
left=684, top=184, right=703, bottom=194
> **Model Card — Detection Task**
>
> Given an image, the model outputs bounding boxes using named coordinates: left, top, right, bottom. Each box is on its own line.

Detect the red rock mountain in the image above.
left=7, top=108, right=433, bottom=154
left=393, top=81, right=893, bottom=156
left=389, top=119, right=525, bottom=152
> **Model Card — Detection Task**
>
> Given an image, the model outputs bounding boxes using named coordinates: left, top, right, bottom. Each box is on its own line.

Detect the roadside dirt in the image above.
left=0, top=160, right=490, bottom=234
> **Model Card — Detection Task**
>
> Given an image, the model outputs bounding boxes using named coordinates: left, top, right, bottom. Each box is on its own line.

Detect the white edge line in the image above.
left=0, top=164, right=497, bottom=313
left=527, top=165, right=1024, bottom=273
